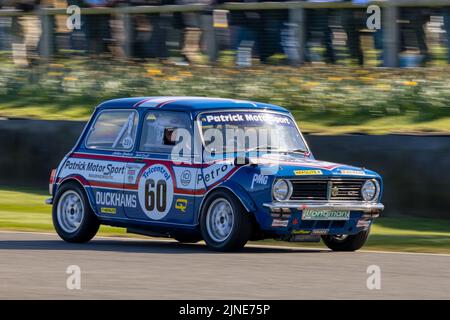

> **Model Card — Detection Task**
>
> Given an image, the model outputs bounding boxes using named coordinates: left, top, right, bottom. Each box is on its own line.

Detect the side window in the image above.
left=86, top=110, right=138, bottom=151
left=139, top=111, right=192, bottom=154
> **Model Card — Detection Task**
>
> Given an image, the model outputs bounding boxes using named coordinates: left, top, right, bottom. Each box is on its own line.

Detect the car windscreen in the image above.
left=198, top=111, right=307, bottom=154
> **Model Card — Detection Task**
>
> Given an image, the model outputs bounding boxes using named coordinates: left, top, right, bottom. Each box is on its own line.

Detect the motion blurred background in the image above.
left=0, top=0, right=449, bottom=253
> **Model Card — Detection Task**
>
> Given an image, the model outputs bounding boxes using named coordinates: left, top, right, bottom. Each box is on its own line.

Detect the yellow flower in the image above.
left=375, top=83, right=391, bottom=91
left=224, top=69, right=240, bottom=75
left=48, top=72, right=63, bottom=77
left=178, top=71, right=193, bottom=77
left=289, top=77, right=302, bottom=85
left=63, top=77, right=78, bottom=81
left=327, top=77, right=342, bottom=81
left=166, top=76, right=181, bottom=81
left=360, top=76, right=374, bottom=82
left=147, top=68, right=162, bottom=76
left=403, top=81, right=418, bottom=86
left=303, top=81, right=320, bottom=88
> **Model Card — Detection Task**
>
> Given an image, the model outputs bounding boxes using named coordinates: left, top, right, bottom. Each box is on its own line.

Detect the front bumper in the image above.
left=263, top=201, right=384, bottom=215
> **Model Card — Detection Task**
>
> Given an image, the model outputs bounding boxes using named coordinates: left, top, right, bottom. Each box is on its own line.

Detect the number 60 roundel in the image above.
left=138, top=164, right=174, bottom=220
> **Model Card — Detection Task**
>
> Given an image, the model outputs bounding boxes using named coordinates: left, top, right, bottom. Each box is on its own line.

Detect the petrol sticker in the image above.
left=197, top=163, right=234, bottom=187
left=138, top=164, right=174, bottom=220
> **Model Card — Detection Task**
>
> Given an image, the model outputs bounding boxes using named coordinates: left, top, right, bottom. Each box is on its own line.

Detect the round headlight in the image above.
left=361, top=180, right=378, bottom=202
left=273, top=179, right=292, bottom=201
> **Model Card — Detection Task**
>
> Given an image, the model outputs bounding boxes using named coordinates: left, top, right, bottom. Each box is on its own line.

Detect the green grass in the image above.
left=1, top=187, right=449, bottom=254
left=0, top=187, right=127, bottom=236
left=0, top=102, right=448, bottom=135
left=0, top=58, right=449, bottom=134
left=0, top=99, right=449, bottom=135
left=297, top=114, right=450, bottom=135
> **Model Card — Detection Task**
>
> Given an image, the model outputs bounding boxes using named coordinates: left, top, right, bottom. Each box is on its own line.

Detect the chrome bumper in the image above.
left=263, top=201, right=384, bottom=214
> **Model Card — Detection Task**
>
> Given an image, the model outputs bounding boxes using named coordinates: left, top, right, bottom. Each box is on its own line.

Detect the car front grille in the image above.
left=290, top=179, right=364, bottom=201
left=291, top=180, right=328, bottom=200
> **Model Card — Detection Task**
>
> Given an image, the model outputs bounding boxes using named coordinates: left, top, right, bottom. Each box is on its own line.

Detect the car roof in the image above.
left=96, top=96, right=289, bottom=114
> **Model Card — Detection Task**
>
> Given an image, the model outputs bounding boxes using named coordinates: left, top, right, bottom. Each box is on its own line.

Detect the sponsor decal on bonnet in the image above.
left=294, top=170, right=323, bottom=176
left=339, top=169, right=366, bottom=176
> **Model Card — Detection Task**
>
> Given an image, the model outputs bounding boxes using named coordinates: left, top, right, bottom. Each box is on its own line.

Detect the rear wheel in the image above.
left=322, top=229, right=370, bottom=251
left=52, top=182, right=100, bottom=243
left=200, top=190, right=252, bottom=252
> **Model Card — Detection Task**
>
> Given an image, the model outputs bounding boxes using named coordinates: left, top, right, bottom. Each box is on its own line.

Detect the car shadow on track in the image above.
left=0, top=238, right=327, bottom=254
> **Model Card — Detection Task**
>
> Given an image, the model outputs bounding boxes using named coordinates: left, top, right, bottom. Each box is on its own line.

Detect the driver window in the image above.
left=139, top=111, right=192, bottom=154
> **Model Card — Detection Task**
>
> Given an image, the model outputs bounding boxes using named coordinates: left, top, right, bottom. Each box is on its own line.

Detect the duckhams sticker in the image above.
left=138, top=164, right=174, bottom=220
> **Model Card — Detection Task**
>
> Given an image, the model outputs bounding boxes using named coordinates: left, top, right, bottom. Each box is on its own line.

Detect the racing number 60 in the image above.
left=144, top=179, right=167, bottom=212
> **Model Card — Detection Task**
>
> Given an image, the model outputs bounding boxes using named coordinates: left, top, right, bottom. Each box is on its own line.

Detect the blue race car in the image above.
left=47, top=97, right=384, bottom=251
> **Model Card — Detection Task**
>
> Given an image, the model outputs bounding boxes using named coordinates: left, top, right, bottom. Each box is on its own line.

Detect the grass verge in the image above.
left=1, top=60, right=450, bottom=134
left=1, top=187, right=449, bottom=254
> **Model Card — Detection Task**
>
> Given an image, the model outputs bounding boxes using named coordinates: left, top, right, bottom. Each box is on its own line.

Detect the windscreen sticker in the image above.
left=201, top=112, right=293, bottom=126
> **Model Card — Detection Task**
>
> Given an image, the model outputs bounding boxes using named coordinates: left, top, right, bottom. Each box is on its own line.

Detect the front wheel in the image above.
left=52, top=182, right=100, bottom=243
left=322, top=229, right=370, bottom=251
left=200, top=190, right=252, bottom=252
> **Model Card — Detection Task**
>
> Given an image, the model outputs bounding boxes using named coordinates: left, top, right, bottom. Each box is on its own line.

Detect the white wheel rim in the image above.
left=206, top=198, right=234, bottom=243
left=57, top=190, right=84, bottom=233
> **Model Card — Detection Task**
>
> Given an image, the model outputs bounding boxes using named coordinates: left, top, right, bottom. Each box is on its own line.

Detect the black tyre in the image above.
left=322, top=229, right=370, bottom=251
left=200, top=190, right=252, bottom=252
left=173, top=233, right=202, bottom=244
left=52, top=182, right=100, bottom=243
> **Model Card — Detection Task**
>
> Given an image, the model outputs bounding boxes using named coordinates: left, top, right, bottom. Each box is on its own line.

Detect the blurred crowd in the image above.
left=1, top=0, right=450, bottom=66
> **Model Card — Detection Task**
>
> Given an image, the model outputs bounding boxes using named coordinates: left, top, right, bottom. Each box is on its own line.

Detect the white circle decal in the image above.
left=138, top=164, right=173, bottom=220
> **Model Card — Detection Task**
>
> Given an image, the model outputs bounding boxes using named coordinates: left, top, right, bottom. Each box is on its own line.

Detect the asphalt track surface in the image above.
left=0, top=231, right=449, bottom=299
